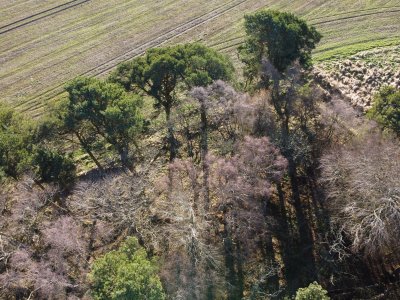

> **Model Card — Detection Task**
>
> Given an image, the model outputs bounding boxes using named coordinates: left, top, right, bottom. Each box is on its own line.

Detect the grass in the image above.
left=1, top=0, right=399, bottom=115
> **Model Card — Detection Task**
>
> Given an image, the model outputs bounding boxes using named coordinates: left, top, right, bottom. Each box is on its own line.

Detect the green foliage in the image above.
left=89, top=237, right=166, bottom=300
left=367, top=86, right=400, bottom=136
left=32, top=148, right=76, bottom=188
left=0, top=104, right=36, bottom=179
left=111, top=43, right=234, bottom=111
left=239, top=10, right=321, bottom=82
left=0, top=103, right=76, bottom=187
left=111, top=43, right=233, bottom=160
left=295, top=282, right=330, bottom=300
left=62, top=77, right=144, bottom=168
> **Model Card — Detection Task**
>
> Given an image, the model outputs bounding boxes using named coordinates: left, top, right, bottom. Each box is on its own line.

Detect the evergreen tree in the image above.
left=239, top=10, right=321, bottom=85
left=61, top=77, right=143, bottom=170
left=111, top=43, right=234, bottom=161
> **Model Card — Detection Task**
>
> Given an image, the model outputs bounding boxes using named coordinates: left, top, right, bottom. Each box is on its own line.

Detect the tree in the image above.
left=154, top=158, right=223, bottom=299
left=183, top=81, right=251, bottom=208
left=250, top=60, right=330, bottom=289
left=61, top=77, right=143, bottom=170
left=208, top=136, right=287, bottom=299
left=0, top=189, right=86, bottom=299
left=239, top=10, right=321, bottom=84
left=295, top=282, right=330, bottom=300
left=153, top=136, right=286, bottom=299
left=89, top=237, right=165, bottom=300
left=320, top=135, right=400, bottom=259
left=0, top=249, right=73, bottom=299
left=367, top=86, right=400, bottom=136
left=111, top=43, right=234, bottom=160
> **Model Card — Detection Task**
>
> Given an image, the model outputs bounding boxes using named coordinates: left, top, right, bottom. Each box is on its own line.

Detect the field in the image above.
left=1, top=0, right=400, bottom=116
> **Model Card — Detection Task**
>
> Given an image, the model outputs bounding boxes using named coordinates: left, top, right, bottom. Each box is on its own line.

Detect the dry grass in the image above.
left=1, top=0, right=400, bottom=116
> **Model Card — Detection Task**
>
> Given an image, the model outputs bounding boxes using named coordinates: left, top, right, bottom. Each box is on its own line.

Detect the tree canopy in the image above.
left=295, top=282, right=330, bottom=300
left=61, top=77, right=143, bottom=169
left=89, top=237, right=166, bottom=300
left=0, top=104, right=34, bottom=179
left=32, top=148, right=76, bottom=188
left=239, top=10, right=321, bottom=82
left=0, top=104, right=76, bottom=186
left=111, top=43, right=234, bottom=110
left=111, top=43, right=234, bottom=160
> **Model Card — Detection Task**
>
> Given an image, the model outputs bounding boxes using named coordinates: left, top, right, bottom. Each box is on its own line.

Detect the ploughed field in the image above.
left=1, top=0, right=400, bottom=116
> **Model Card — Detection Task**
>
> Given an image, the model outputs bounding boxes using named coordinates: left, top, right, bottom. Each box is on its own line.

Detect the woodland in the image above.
left=0, top=9, right=399, bottom=300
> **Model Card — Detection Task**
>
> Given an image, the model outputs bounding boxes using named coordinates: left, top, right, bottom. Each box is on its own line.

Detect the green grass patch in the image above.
left=314, top=37, right=400, bottom=62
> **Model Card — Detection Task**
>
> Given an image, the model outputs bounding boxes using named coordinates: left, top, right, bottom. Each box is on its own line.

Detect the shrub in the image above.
left=367, top=86, right=400, bottom=136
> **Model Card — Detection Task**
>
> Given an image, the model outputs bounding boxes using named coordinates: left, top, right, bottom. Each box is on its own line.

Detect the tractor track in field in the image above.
left=9, top=1, right=400, bottom=115
left=16, top=0, right=249, bottom=115
left=0, top=0, right=91, bottom=35
left=305, top=5, right=400, bottom=21
left=210, top=6, right=400, bottom=52
left=311, top=7, right=400, bottom=25
left=0, top=1, right=161, bottom=80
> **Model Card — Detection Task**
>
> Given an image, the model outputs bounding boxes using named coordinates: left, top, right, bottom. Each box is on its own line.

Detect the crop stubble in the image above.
left=0, top=0, right=399, bottom=115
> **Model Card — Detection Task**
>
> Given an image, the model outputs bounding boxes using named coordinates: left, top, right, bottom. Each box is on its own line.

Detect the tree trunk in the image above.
left=280, top=117, right=310, bottom=244
left=75, top=132, right=104, bottom=172
left=199, top=99, right=215, bottom=299
left=86, top=218, right=97, bottom=268
left=165, top=104, right=177, bottom=162
left=118, top=145, right=132, bottom=171
left=32, top=178, right=46, bottom=191
left=200, top=99, right=210, bottom=211
left=235, top=240, right=245, bottom=300
left=224, top=236, right=237, bottom=300
left=222, top=216, right=240, bottom=300
left=188, top=207, right=198, bottom=300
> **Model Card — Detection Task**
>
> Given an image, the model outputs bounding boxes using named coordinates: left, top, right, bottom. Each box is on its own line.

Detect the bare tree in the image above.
left=321, top=134, right=400, bottom=259
left=151, top=135, right=287, bottom=299
left=0, top=248, right=73, bottom=299
left=0, top=181, right=90, bottom=299
left=208, top=136, right=287, bottom=299
left=153, top=158, right=224, bottom=300
left=67, top=173, right=154, bottom=257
